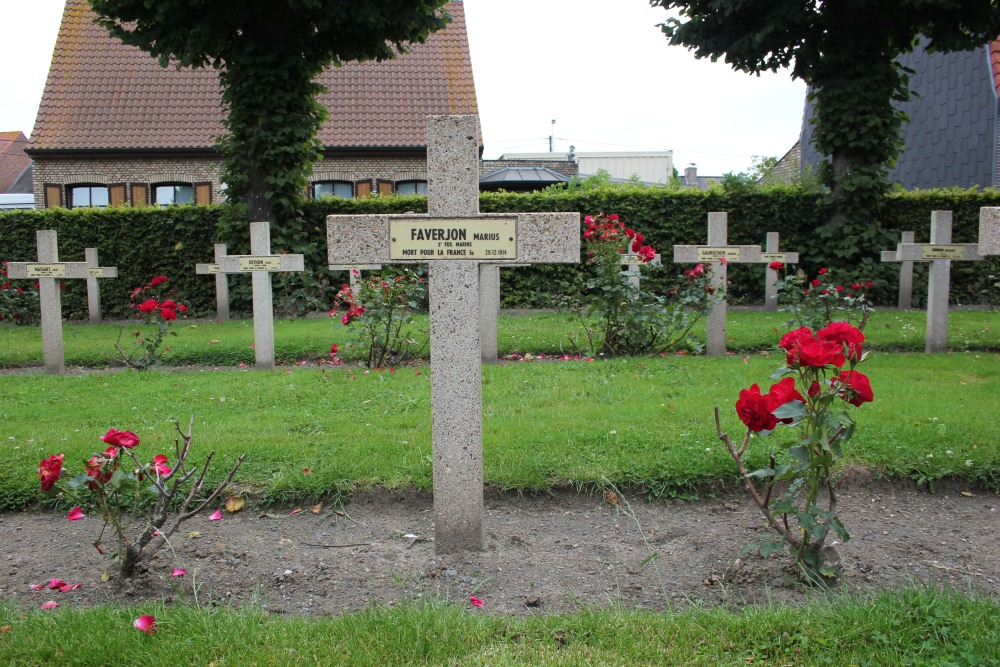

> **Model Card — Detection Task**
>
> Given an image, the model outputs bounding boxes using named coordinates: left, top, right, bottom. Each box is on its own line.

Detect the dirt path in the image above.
left=2, top=479, right=997, bottom=616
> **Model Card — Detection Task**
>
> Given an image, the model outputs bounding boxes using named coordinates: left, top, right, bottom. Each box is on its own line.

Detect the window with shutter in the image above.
left=109, top=184, right=126, bottom=207
left=131, top=184, right=149, bottom=207
left=355, top=180, right=373, bottom=199
left=194, top=182, right=212, bottom=205
left=377, top=180, right=394, bottom=196
left=44, top=184, right=62, bottom=209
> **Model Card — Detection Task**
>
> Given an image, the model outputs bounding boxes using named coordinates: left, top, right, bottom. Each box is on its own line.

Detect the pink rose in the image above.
left=101, top=428, right=140, bottom=449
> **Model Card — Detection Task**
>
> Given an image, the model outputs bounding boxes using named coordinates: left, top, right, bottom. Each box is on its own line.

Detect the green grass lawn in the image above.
left=1, top=587, right=997, bottom=665
left=0, top=307, right=996, bottom=368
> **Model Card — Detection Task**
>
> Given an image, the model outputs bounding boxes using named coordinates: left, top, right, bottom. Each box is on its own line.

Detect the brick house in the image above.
left=797, top=38, right=1000, bottom=189
left=0, top=132, right=32, bottom=194
left=27, top=0, right=485, bottom=209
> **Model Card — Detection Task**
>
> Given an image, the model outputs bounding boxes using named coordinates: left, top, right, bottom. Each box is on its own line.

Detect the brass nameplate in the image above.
left=27, top=264, right=66, bottom=278
left=761, top=253, right=788, bottom=263
left=390, top=218, right=517, bottom=260
left=88, top=268, right=105, bottom=278
left=205, top=264, right=220, bottom=274
left=238, top=257, right=282, bottom=271
left=921, top=245, right=965, bottom=260
left=696, top=247, right=741, bottom=262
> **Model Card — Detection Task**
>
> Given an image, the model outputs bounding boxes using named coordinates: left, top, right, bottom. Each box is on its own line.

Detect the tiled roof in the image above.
left=0, top=131, right=31, bottom=193
left=30, top=0, right=477, bottom=152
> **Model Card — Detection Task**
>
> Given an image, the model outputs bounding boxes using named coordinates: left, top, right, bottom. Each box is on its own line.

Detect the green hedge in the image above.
left=2, top=187, right=998, bottom=318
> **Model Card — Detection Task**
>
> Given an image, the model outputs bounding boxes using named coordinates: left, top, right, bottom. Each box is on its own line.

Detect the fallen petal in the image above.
left=67, top=507, right=85, bottom=521
left=41, top=601, right=60, bottom=610
left=58, top=583, right=82, bottom=592
left=289, top=508, right=302, bottom=515
left=209, top=510, right=222, bottom=521
left=171, top=568, right=187, bottom=577
left=133, top=615, right=156, bottom=634
left=48, top=579, right=67, bottom=590
left=29, top=584, right=45, bottom=591
left=469, top=595, right=484, bottom=607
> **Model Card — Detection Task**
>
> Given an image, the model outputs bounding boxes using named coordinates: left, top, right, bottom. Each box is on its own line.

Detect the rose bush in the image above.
left=569, top=213, right=721, bottom=356
left=717, top=321, right=874, bottom=581
left=774, top=265, right=874, bottom=332
left=330, top=268, right=428, bottom=368
left=114, top=275, right=189, bottom=370
left=38, top=419, right=245, bottom=579
left=0, top=261, right=42, bottom=325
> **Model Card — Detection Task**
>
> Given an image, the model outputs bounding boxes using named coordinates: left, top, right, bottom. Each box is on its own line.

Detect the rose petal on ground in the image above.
left=67, top=507, right=85, bottom=521
left=58, top=583, right=82, bottom=592
left=48, top=579, right=66, bottom=590
left=41, top=601, right=60, bottom=610
left=469, top=595, right=484, bottom=607
left=133, top=615, right=156, bottom=634
left=29, top=584, right=45, bottom=591
left=171, top=568, right=187, bottom=577
left=289, top=508, right=302, bottom=515
left=209, top=510, right=222, bottom=521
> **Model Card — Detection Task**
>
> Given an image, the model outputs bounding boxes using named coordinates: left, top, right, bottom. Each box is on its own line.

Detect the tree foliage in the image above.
left=89, top=0, right=451, bottom=225
left=651, top=0, right=1000, bottom=266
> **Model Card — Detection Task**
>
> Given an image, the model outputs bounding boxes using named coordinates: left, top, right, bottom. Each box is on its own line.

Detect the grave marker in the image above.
left=330, top=263, right=383, bottom=288
left=893, top=211, right=984, bottom=353
left=673, top=212, right=762, bottom=355
left=879, top=231, right=917, bottom=309
left=84, top=247, right=119, bottom=324
left=196, top=244, right=231, bottom=321
left=758, top=232, right=799, bottom=311
left=214, top=225, right=305, bottom=369
left=980, top=207, right=1000, bottom=256
left=620, top=252, right=661, bottom=289
left=6, top=231, right=106, bottom=373
left=327, top=115, right=579, bottom=552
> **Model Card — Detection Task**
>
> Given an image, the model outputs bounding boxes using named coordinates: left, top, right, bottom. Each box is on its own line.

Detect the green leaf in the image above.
left=772, top=400, right=807, bottom=420
left=759, top=540, right=786, bottom=558
left=788, top=445, right=811, bottom=463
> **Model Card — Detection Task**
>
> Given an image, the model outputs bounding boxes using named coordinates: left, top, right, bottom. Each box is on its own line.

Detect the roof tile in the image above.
left=31, top=0, right=477, bottom=151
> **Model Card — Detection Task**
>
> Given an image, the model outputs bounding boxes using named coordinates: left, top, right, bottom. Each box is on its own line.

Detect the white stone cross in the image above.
left=326, top=115, right=579, bottom=553
left=6, top=230, right=117, bottom=373
left=195, top=243, right=231, bottom=321
left=213, top=223, right=305, bottom=369
left=879, top=231, right=917, bottom=309
left=893, top=211, right=983, bottom=353
left=672, top=212, right=762, bottom=356
left=620, top=252, right=661, bottom=288
left=757, top=232, right=799, bottom=311
left=83, top=247, right=119, bottom=324
left=980, top=207, right=1000, bottom=256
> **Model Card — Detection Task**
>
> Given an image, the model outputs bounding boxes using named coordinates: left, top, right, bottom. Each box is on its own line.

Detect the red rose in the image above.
left=736, top=384, right=779, bottom=433
left=817, top=322, right=865, bottom=361
left=811, top=279, right=822, bottom=287
left=765, top=377, right=805, bottom=423
left=39, top=454, right=64, bottom=491
left=851, top=283, right=860, bottom=290
left=150, top=275, right=169, bottom=287
left=833, top=370, right=874, bottom=407
left=818, top=268, right=828, bottom=275
left=160, top=307, right=177, bottom=321
left=101, top=428, right=140, bottom=449
left=778, top=327, right=813, bottom=366
left=797, top=336, right=846, bottom=368
left=138, top=299, right=159, bottom=314
left=178, top=304, right=188, bottom=313
left=768, top=261, right=784, bottom=271
left=160, top=300, right=177, bottom=309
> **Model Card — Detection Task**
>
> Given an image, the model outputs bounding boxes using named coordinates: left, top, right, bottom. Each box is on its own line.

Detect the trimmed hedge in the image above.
left=2, top=187, right=998, bottom=318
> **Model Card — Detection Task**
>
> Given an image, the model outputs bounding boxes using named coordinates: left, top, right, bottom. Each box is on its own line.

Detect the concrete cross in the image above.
left=84, top=247, right=119, bottom=324
left=214, top=224, right=305, bottom=369
left=672, top=212, right=762, bottom=355
left=893, top=211, right=984, bottom=353
left=619, top=252, right=661, bottom=288
left=196, top=244, right=232, bottom=321
left=980, top=207, right=1000, bottom=256
left=6, top=230, right=117, bottom=373
left=758, top=232, right=799, bottom=311
left=326, top=115, right=579, bottom=553
left=879, top=231, right=917, bottom=309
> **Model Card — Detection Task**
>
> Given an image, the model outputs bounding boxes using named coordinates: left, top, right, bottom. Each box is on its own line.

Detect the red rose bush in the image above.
left=718, top=321, right=874, bottom=581
left=38, top=419, right=245, bottom=580
left=114, top=275, right=189, bottom=370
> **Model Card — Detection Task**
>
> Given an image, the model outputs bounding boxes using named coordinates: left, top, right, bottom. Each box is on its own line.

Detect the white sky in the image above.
left=1, top=0, right=806, bottom=177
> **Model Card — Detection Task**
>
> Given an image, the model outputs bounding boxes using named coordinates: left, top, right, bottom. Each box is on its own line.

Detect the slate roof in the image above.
left=480, top=167, right=570, bottom=185
left=0, top=131, right=31, bottom=192
left=29, top=0, right=477, bottom=153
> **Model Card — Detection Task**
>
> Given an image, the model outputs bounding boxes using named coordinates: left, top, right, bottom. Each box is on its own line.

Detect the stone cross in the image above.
left=196, top=244, right=231, bottom=321
left=893, top=211, right=983, bottom=353
left=214, top=223, right=305, bottom=369
left=84, top=247, right=119, bottom=324
left=980, top=207, right=1000, bottom=256
left=758, top=232, right=799, bottom=311
left=329, top=263, right=382, bottom=289
left=326, top=115, right=579, bottom=553
left=620, top=252, right=661, bottom=288
left=879, top=231, right=917, bottom=309
left=672, top=212, right=762, bottom=355
left=6, top=230, right=111, bottom=373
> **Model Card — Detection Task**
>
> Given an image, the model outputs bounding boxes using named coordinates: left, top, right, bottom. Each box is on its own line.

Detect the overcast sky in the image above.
left=1, top=0, right=806, bottom=176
